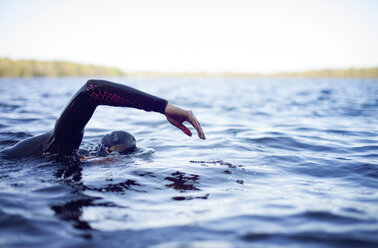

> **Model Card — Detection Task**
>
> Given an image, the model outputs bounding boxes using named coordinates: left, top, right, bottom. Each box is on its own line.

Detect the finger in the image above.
left=178, top=124, right=192, bottom=137
left=189, top=117, right=205, bottom=140
left=187, top=111, right=206, bottom=140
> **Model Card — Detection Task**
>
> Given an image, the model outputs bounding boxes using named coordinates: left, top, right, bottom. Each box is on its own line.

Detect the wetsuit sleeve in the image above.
left=85, top=79, right=168, bottom=114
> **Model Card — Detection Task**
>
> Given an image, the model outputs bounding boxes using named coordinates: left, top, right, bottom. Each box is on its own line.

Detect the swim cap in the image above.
left=100, top=131, right=136, bottom=154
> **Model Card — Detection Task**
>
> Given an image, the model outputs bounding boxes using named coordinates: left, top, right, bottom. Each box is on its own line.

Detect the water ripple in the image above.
left=0, top=77, right=377, bottom=248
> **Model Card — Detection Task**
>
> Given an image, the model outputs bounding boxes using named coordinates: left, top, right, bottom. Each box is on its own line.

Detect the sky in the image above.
left=0, top=0, right=377, bottom=73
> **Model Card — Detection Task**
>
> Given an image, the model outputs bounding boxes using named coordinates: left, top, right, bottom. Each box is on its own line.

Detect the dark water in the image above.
left=0, top=77, right=377, bottom=248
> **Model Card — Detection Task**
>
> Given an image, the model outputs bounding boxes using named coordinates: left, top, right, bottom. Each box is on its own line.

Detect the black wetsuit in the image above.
left=1, top=79, right=168, bottom=159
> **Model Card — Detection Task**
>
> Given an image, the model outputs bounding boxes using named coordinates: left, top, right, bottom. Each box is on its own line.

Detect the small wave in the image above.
left=240, top=210, right=378, bottom=246
left=352, top=162, right=378, bottom=180
left=246, top=136, right=346, bottom=153
left=325, top=129, right=376, bottom=137
left=131, top=147, right=155, bottom=158
left=190, top=160, right=245, bottom=169
left=1, top=117, right=40, bottom=124
left=172, top=193, right=209, bottom=201
left=0, top=131, right=32, bottom=139
left=295, top=210, right=364, bottom=224
left=351, top=145, right=378, bottom=152
left=84, top=179, right=143, bottom=193
left=0, top=102, right=21, bottom=111
left=0, top=131, right=32, bottom=146
left=242, top=231, right=378, bottom=247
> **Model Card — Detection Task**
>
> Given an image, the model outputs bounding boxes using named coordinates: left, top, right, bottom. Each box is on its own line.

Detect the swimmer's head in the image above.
left=100, top=131, right=136, bottom=155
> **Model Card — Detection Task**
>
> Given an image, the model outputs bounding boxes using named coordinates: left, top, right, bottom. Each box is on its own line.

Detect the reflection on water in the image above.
left=165, top=171, right=200, bottom=192
left=52, top=198, right=93, bottom=231
left=55, top=163, right=83, bottom=182
left=0, top=77, right=378, bottom=247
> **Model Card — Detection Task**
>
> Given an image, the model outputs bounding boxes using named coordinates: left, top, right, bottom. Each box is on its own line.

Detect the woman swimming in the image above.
left=1, top=79, right=206, bottom=159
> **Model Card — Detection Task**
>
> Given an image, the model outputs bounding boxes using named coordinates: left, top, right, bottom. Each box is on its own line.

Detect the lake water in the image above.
left=0, top=77, right=377, bottom=248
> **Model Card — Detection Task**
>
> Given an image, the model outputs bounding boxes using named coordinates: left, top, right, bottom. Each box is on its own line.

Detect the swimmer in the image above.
left=1, top=79, right=206, bottom=159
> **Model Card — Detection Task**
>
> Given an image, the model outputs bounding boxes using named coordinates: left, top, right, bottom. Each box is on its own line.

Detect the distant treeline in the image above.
left=1, top=57, right=377, bottom=78
left=0, top=58, right=125, bottom=77
left=127, top=67, right=378, bottom=78
left=128, top=68, right=378, bottom=78
left=270, top=68, right=378, bottom=78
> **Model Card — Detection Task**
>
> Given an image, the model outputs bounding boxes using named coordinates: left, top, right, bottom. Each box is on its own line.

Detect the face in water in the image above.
left=100, top=131, right=136, bottom=155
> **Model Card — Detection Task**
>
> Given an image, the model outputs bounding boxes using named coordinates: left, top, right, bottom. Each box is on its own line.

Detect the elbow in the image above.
left=84, top=79, right=97, bottom=89
left=83, top=79, right=103, bottom=92
left=84, top=79, right=111, bottom=90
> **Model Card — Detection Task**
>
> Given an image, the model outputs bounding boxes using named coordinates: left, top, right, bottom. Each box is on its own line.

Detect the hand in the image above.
left=164, top=102, right=206, bottom=140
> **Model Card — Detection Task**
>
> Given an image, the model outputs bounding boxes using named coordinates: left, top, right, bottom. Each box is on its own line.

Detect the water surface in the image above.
left=0, top=77, right=377, bottom=248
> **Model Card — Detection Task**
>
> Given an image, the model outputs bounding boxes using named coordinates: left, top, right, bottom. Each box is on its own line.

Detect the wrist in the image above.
left=164, top=102, right=172, bottom=115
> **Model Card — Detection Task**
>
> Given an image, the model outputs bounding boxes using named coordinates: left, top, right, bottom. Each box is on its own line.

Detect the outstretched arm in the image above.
left=82, top=79, right=205, bottom=140
left=49, top=79, right=205, bottom=155
left=48, top=79, right=169, bottom=154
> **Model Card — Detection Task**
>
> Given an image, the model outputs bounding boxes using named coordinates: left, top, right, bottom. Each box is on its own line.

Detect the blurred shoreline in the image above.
left=124, top=68, right=378, bottom=78
left=1, top=57, right=377, bottom=78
